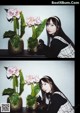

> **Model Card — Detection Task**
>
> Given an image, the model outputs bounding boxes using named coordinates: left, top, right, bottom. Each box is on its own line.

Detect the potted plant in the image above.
left=2, top=67, right=25, bottom=111
left=25, top=75, right=40, bottom=110
left=3, top=8, right=26, bottom=54
left=26, top=17, right=47, bottom=54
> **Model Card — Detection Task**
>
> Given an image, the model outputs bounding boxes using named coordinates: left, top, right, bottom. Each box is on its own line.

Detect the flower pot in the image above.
left=27, top=37, right=38, bottom=55
left=32, top=102, right=38, bottom=110
left=27, top=102, right=38, bottom=110
left=8, top=39, right=24, bottom=55
left=28, top=46, right=38, bottom=55
left=7, top=97, right=22, bottom=111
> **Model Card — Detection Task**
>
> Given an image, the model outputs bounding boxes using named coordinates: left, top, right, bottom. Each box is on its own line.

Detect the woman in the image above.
left=39, top=76, right=74, bottom=113
left=37, top=16, right=75, bottom=58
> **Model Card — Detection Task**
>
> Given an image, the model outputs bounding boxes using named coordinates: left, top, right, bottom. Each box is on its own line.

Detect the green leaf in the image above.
left=32, top=26, right=36, bottom=39
left=16, top=18, right=19, bottom=29
left=34, top=83, right=40, bottom=96
left=2, top=88, right=15, bottom=96
left=3, top=30, right=16, bottom=38
left=31, top=83, right=40, bottom=97
left=13, top=17, right=19, bottom=34
left=13, top=17, right=17, bottom=34
left=13, top=76, right=18, bottom=92
left=20, top=12, right=26, bottom=38
left=19, top=70, right=25, bottom=95
left=31, top=84, right=35, bottom=97
left=32, top=18, right=47, bottom=39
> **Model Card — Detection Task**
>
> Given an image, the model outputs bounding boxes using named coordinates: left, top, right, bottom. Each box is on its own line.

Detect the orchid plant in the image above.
left=2, top=67, right=25, bottom=105
left=3, top=8, right=26, bottom=48
left=25, top=75, right=40, bottom=109
left=26, top=17, right=47, bottom=51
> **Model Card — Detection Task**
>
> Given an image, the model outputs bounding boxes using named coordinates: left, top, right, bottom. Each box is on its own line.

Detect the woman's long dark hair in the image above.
left=46, top=16, right=75, bottom=48
left=39, top=76, right=61, bottom=103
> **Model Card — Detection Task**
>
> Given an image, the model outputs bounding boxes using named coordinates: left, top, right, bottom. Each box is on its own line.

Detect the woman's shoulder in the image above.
left=51, top=92, right=67, bottom=106
left=53, top=36, right=69, bottom=45
left=51, top=36, right=68, bottom=48
left=52, top=91, right=67, bottom=101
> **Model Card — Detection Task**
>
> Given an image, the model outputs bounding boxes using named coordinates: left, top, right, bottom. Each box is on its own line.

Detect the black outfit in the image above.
left=37, top=92, right=74, bottom=113
left=45, top=93, right=67, bottom=113
left=37, top=38, right=68, bottom=58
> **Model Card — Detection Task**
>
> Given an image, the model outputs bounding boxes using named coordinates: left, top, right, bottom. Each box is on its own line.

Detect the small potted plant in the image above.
left=26, top=17, right=47, bottom=54
left=3, top=8, right=26, bottom=54
left=2, top=67, right=25, bottom=111
left=25, top=75, right=40, bottom=110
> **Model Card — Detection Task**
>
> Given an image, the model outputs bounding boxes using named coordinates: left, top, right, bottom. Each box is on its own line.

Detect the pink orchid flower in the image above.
left=26, top=17, right=41, bottom=27
left=6, top=67, right=20, bottom=78
left=26, top=75, right=40, bottom=85
left=7, top=8, right=20, bottom=20
left=35, top=17, right=42, bottom=25
left=34, top=75, right=40, bottom=83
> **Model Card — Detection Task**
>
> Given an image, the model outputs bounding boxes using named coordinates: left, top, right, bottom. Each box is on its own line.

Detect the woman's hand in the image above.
left=38, top=39, right=44, bottom=45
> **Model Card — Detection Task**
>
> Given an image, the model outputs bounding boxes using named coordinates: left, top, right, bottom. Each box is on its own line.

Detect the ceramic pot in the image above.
left=28, top=46, right=38, bottom=55
left=27, top=102, right=38, bottom=110
left=7, top=97, right=22, bottom=111
left=27, top=37, right=38, bottom=54
left=8, top=40, right=24, bottom=55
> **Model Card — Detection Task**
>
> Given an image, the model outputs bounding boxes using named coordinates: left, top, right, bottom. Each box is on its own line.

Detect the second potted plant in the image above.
left=25, top=75, right=40, bottom=110
left=26, top=17, right=47, bottom=54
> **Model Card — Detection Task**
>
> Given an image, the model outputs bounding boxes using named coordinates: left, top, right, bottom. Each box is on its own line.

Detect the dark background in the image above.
left=0, top=0, right=79, bottom=5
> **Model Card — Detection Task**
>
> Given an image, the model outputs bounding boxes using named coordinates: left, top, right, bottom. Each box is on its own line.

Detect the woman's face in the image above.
left=46, top=19, right=57, bottom=35
left=41, top=80, right=51, bottom=93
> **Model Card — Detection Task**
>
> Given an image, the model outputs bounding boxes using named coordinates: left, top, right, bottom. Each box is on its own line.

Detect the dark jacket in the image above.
left=37, top=38, right=68, bottom=58
left=46, top=93, right=67, bottom=113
